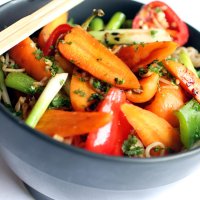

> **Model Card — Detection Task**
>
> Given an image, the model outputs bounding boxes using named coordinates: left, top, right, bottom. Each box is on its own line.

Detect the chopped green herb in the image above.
left=138, top=68, right=148, bottom=77
left=122, top=135, right=144, bottom=157
left=79, top=77, right=86, bottom=82
left=92, top=79, right=101, bottom=89
left=33, top=49, right=44, bottom=60
left=92, top=78, right=111, bottom=93
left=65, top=41, right=72, bottom=45
left=50, top=62, right=59, bottom=77
left=154, top=7, right=162, bottom=13
left=150, top=30, right=158, bottom=38
left=70, top=59, right=75, bottom=64
left=140, top=42, right=145, bottom=47
left=49, top=93, right=71, bottom=109
left=50, top=45, right=54, bottom=50
left=88, top=93, right=104, bottom=101
left=59, top=40, right=66, bottom=44
left=153, top=146, right=164, bottom=152
left=114, top=77, right=125, bottom=85
left=73, top=89, right=86, bottom=97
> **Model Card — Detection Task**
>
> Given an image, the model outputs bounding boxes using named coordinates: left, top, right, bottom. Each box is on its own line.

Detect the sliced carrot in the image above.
left=117, top=41, right=177, bottom=72
left=58, top=26, right=140, bottom=89
left=121, top=103, right=181, bottom=152
left=9, top=37, right=50, bottom=81
left=126, top=72, right=159, bottom=103
left=36, top=109, right=112, bottom=137
left=162, top=60, right=200, bottom=103
left=55, top=53, right=74, bottom=74
left=145, top=81, right=188, bottom=127
left=38, top=13, right=68, bottom=49
left=70, top=67, right=96, bottom=111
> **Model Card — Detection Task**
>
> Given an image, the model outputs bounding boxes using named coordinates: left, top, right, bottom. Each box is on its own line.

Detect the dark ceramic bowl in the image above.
left=0, top=0, right=200, bottom=199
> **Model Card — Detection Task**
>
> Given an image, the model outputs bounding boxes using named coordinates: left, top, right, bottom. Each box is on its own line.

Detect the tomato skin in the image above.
left=85, top=88, right=132, bottom=156
left=132, top=1, right=189, bottom=46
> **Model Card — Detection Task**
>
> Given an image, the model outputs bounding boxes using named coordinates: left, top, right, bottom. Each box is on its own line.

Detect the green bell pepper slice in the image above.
left=176, top=99, right=200, bottom=149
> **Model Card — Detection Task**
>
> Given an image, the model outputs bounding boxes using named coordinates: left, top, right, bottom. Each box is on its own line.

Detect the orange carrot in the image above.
left=145, top=81, right=188, bottom=127
left=70, top=68, right=96, bottom=111
left=58, top=26, right=140, bottom=89
left=121, top=103, right=181, bottom=151
left=162, top=60, right=200, bottom=103
left=55, top=53, right=74, bottom=74
left=36, top=109, right=111, bottom=137
left=38, top=13, right=68, bottom=49
left=117, top=41, right=177, bottom=72
left=9, top=37, right=50, bottom=81
left=126, top=72, right=159, bottom=103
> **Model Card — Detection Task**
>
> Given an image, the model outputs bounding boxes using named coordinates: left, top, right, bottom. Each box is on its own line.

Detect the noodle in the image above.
left=145, top=142, right=165, bottom=157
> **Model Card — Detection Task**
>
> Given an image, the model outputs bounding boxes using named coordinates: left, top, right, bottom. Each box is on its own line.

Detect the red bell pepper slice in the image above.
left=42, top=24, right=72, bottom=56
left=132, top=1, right=189, bottom=46
left=85, top=88, right=132, bottom=156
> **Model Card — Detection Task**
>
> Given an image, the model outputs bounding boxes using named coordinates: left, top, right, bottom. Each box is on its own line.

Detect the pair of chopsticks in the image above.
left=0, top=0, right=84, bottom=55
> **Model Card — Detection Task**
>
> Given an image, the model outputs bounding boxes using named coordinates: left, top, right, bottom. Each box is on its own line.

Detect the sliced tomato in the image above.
left=132, top=1, right=189, bottom=46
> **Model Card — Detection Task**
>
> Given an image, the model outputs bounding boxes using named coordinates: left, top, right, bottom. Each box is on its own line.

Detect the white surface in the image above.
left=0, top=0, right=12, bottom=6
left=0, top=0, right=200, bottom=200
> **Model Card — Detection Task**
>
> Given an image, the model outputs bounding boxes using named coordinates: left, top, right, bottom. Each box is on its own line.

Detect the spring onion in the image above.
left=105, top=12, right=126, bottom=30
left=89, top=17, right=104, bottom=31
left=89, top=29, right=172, bottom=45
left=25, top=73, right=68, bottom=128
left=178, top=49, right=198, bottom=77
left=5, top=72, right=42, bottom=95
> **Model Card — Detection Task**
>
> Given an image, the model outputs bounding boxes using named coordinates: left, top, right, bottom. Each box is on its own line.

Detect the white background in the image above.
left=0, top=0, right=200, bottom=200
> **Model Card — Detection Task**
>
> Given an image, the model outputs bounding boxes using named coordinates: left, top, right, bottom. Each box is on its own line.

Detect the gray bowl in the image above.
left=0, top=0, right=200, bottom=199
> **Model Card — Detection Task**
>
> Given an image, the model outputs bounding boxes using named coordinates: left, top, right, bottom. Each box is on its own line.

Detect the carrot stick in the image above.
left=121, top=103, right=181, bottom=151
left=162, top=60, right=200, bottom=103
left=126, top=72, right=159, bottom=103
left=58, top=25, right=140, bottom=89
left=70, top=67, right=96, bottom=111
left=36, top=109, right=111, bottom=137
left=9, top=37, right=50, bottom=81
left=117, top=41, right=177, bottom=72
left=38, top=13, right=68, bottom=49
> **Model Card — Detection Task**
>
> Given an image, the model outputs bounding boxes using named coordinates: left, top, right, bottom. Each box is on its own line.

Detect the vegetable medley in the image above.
left=1, top=1, right=200, bottom=158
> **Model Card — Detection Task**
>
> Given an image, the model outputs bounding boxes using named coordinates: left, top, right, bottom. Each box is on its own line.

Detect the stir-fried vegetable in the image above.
left=176, top=99, right=200, bottom=149
left=132, top=1, right=189, bottom=46
left=85, top=88, right=131, bottom=156
left=9, top=37, right=51, bottom=81
left=25, top=73, right=68, bottom=128
left=5, top=72, right=41, bottom=95
left=89, top=29, right=171, bottom=45
left=117, top=41, right=177, bottom=72
left=121, top=103, right=181, bottom=152
left=105, top=11, right=126, bottom=30
left=1, top=1, right=200, bottom=158
left=58, top=25, right=140, bottom=89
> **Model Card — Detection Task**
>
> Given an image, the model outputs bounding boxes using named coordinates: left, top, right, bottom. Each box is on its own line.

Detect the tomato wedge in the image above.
left=132, top=1, right=189, bottom=46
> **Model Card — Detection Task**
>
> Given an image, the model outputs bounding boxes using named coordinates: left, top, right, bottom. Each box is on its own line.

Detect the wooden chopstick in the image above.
left=0, top=0, right=84, bottom=55
left=0, top=0, right=67, bottom=41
